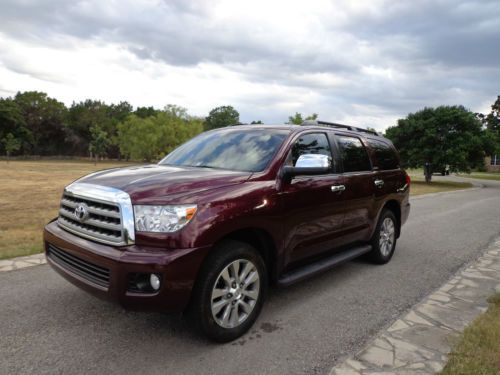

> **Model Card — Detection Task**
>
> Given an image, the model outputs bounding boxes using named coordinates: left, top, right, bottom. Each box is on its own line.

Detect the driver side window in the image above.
left=286, top=133, right=332, bottom=167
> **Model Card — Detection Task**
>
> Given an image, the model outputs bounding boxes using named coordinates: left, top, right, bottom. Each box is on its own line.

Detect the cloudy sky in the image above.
left=0, top=0, right=499, bottom=130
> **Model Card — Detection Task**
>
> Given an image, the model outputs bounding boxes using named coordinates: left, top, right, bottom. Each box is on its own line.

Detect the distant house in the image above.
left=485, top=155, right=500, bottom=172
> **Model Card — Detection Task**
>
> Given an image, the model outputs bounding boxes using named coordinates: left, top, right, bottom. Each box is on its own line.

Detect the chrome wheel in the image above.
left=211, top=259, right=260, bottom=329
left=379, top=217, right=395, bottom=257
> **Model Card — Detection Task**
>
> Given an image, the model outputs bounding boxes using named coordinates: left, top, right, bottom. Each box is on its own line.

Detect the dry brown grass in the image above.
left=410, top=180, right=473, bottom=196
left=0, top=160, right=135, bottom=259
left=0, top=160, right=473, bottom=259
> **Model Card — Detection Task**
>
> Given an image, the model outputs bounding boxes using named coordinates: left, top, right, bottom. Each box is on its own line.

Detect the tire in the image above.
left=188, top=240, right=267, bottom=342
left=369, top=209, right=398, bottom=264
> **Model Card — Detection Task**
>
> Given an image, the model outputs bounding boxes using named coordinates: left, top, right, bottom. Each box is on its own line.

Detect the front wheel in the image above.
left=369, top=210, right=398, bottom=264
left=188, top=240, right=267, bottom=342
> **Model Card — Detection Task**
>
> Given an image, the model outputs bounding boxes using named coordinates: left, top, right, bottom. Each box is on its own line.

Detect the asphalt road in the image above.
left=1, top=177, right=500, bottom=375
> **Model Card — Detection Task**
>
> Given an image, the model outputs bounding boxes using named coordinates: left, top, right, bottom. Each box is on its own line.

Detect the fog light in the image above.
left=150, top=274, right=161, bottom=291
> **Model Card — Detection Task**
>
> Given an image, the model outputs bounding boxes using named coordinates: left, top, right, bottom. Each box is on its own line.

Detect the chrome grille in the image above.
left=57, top=183, right=135, bottom=246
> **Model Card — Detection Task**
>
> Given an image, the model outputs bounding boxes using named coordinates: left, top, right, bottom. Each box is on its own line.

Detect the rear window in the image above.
left=367, top=139, right=399, bottom=170
left=336, top=135, right=372, bottom=172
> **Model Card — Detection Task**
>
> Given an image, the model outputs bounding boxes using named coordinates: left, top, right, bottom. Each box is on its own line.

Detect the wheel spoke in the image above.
left=239, top=300, right=252, bottom=314
left=212, top=287, right=227, bottom=300
left=220, top=268, right=231, bottom=287
left=242, top=288, right=258, bottom=300
left=244, top=271, right=258, bottom=286
left=239, top=262, right=252, bottom=283
left=229, top=306, right=239, bottom=327
left=230, top=261, right=240, bottom=283
left=221, top=304, right=232, bottom=325
left=212, top=298, right=230, bottom=315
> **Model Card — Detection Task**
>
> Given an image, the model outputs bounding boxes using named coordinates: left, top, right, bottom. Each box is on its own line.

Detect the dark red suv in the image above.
left=44, top=121, right=410, bottom=342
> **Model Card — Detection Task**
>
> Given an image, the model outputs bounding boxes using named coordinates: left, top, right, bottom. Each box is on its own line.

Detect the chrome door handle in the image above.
left=374, top=179, right=384, bottom=188
left=331, top=185, right=346, bottom=192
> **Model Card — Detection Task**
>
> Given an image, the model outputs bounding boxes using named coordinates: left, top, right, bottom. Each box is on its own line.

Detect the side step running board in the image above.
left=277, top=244, right=372, bottom=287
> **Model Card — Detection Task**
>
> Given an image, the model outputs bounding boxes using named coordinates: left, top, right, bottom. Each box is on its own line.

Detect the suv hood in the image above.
left=76, top=164, right=252, bottom=203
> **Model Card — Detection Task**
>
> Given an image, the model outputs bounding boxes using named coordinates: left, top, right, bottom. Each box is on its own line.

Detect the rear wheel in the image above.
left=188, top=240, right=267, bottom=342
left=369, top=209, right=397, bottom=264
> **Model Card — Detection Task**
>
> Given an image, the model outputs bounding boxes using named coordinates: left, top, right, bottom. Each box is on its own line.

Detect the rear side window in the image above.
left=289, top=133, right=332, bottom=166
left=367, top=139, right=399, bottom=170
left=336, top=135, right=372, bottom=172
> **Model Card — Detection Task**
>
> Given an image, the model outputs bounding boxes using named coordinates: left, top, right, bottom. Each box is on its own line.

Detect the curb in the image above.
left=0, top=253, right=47, bottom=272
left=330, top=237, right=500, bottom=375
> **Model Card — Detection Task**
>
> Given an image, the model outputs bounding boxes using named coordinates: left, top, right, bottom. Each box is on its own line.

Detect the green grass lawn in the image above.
left=458, top=172, right=500, bottom=181
left=440, top=293, right=500, bottom=375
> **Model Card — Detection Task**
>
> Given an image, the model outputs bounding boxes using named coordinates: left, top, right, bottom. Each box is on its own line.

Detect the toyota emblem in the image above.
left=74, top=202, right=89, bottom=222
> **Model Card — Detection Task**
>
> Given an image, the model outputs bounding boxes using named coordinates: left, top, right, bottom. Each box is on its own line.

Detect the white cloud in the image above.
left=0, top=0, right=499, bottom=129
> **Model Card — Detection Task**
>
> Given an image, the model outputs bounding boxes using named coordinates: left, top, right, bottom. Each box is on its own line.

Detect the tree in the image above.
left=0, top=98, right=31, bottom=155
left=287, top=112, right=318, bottom=124
left=250, top=120, right=263, bottom=124
left=204, top=106, right=239, bottom=130
left=14, top=91, right=68, bottom=155
left=385, top=106, right=488, bottom=182
left=88, top=126, right=109, bottom=164
left=134, top=106, right=158, bottom=119
left=117, top=106, right=203, bottom=162
left=2, top=133, right=21, bottom=162
left=478, top=96, right=500, bottom=155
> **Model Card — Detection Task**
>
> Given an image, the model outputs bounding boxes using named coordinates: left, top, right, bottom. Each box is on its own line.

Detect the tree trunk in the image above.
left=6, top=151, right=10, bottom=164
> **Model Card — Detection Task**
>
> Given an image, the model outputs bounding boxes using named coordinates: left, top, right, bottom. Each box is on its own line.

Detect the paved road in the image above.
left=1, top=177, right=500, bottom=375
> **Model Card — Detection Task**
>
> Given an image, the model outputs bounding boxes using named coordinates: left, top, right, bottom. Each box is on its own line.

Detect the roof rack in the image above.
left=301, top=120, right=380, bottom=136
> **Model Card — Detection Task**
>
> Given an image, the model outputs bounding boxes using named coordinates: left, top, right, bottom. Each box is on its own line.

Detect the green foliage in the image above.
left=14, top=91, right=68, bottom=155
left=385, top=106, right=488, bottom=173
left=135, top=106, right=159, bottom=119
left=2, top=133, right=21, bottom=160
left=117, top=106, right=203, bottom=162
left=88, top=126, right=109, bottom=162
left=0, top=98, right=31, bottom=155
left=205, top=106, right=239, bottom=130
left=287, top=112, right=318, bottom=124
left=478, top=96, right=500, bottom=155
left=251, top=120, right=263, bottom=124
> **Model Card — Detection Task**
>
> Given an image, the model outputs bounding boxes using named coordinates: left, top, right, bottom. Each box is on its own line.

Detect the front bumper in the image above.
left=44, top=220, right=210, bottom=312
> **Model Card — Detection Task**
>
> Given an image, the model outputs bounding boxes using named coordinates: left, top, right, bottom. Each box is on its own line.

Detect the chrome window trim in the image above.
left=60, top=182, right=135, bottom=245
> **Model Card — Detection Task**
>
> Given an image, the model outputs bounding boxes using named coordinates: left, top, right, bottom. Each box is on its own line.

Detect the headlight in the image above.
left=133, top=205, right=197, bottom=233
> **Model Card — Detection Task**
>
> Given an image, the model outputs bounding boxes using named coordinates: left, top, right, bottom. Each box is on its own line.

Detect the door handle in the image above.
left=331, top=185, right=346, bottom=192
left=374, top=179, right=384, bottom=188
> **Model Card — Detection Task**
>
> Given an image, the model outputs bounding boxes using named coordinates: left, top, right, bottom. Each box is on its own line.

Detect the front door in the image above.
left=279, top=132, right=347, bottom=266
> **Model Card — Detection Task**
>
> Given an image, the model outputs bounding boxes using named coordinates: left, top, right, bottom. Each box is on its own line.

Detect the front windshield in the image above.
left=159, top=128, right=289, bottom=172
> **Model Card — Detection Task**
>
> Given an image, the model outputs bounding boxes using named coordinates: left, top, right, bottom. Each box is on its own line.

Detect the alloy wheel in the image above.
left=211, top=259, right=260, bottom=329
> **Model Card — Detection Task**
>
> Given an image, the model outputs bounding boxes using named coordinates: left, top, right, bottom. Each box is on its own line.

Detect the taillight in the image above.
left=405, top=174, right=411, bottom=186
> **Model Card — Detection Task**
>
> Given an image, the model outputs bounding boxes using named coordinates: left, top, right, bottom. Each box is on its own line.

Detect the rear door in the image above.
left=334, top=134, right=376, bottom=242
left=365, top=138, right=404, bottom=205
left=279, top=131, right=347, bottom=265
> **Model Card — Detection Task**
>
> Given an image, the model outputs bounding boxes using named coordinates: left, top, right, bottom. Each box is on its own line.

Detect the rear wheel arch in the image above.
left=381, top=200, right=401, bottom=238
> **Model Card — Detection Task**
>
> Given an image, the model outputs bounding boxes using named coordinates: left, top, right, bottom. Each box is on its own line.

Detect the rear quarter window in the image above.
left=367, top=139, right=400, bottom=170
left=336, top=135, right=372, bottom=172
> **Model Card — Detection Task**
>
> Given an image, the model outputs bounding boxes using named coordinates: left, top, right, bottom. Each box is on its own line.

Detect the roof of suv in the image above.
left=217, top=121, right=388, bottom=141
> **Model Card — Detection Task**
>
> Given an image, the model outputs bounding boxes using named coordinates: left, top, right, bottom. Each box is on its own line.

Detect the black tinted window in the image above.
left=290, top=133, right=332, bottom=166
left=337, top=136, right=371, bottom=172
left=160, top=129, right=288, bottom=172
left=367, top=139, right=399, bottom=170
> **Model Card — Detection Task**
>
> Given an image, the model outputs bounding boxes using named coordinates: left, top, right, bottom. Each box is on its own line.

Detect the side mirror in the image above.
left=282, top=154, right=331, bottom=179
